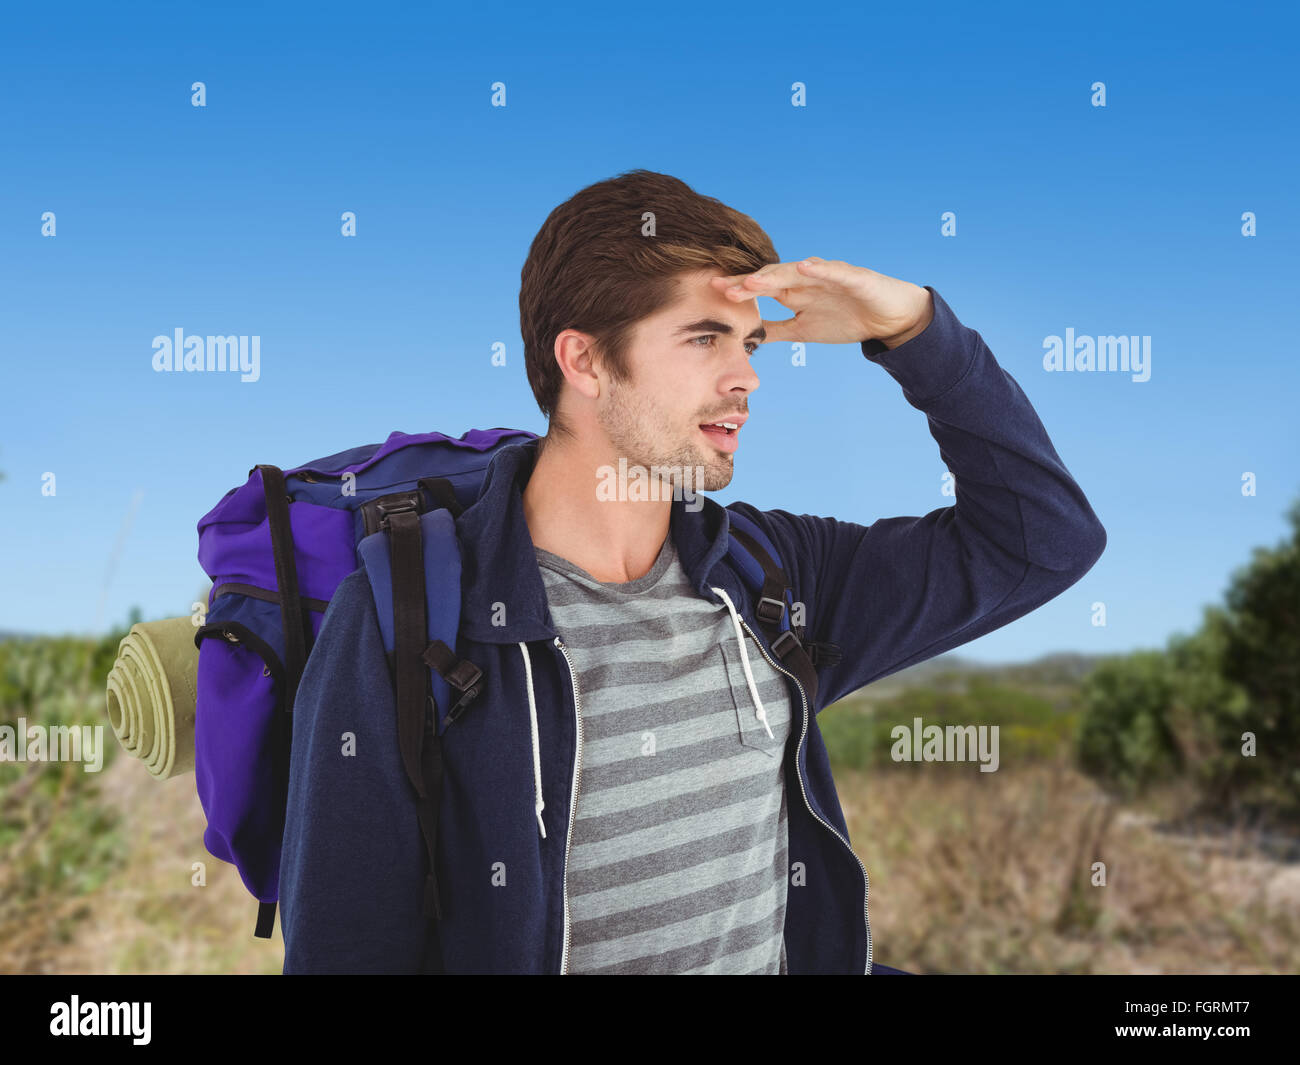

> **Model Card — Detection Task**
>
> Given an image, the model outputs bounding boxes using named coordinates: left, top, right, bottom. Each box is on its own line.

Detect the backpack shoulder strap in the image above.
left=357, top=499, right=484, bottom=926
left=724, top=509, right=841, bottom=711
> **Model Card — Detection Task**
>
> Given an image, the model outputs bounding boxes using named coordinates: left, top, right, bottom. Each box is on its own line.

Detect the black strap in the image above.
left=258, top=465, right=311, bottom=712
left=211, top=581, right=330, bottom=614
left=422, top=639, right=484, bottom=724
left=418, top=477, right=464, bottom=518
left=255, top=464, right=312, bottom=940
left=728, top=525, right=826, bottom=710
left=255, top=900, right=277, bottom=938
left=387, top=509, right=443, bottom=923
left=803, top=640, right=842, bottom=669
left=420, top=712, right=444, bottom=920
left=730, top=527, right=790, bottom=628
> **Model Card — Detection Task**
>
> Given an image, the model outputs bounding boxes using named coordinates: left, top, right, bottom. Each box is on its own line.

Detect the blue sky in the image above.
left=1, top=0, right=1296, bottom=664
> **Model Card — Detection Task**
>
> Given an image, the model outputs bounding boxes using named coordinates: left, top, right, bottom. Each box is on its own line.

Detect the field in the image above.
left=2, top=642, right=1296, bottom=974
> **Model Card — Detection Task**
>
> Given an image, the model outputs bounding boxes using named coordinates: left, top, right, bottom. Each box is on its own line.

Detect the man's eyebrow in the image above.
left=672, top=318, right=767, bottom=343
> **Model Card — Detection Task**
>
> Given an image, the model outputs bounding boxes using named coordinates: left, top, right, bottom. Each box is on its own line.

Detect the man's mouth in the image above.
left=699, top=419, right=743, bottom=453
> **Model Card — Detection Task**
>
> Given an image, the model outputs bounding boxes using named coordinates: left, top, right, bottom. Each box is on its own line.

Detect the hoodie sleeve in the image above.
left=728, top=286, right=1107, bottom=712
left=278, top=568, right=434, bottom=973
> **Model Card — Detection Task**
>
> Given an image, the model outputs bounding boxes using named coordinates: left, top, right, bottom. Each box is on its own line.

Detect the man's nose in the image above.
left=730, top=351, right=760, bottom=394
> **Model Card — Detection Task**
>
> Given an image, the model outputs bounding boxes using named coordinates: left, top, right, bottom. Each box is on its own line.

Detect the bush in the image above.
left=1074, top=496, right=1300, bottom=816
left=1075, top=651, right=1182, bottom=798
left=821, top=678, right=1070, bottom=773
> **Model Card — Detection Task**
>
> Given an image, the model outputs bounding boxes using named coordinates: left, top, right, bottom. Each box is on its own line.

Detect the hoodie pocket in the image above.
left=718, top=639, right=786, bottom=759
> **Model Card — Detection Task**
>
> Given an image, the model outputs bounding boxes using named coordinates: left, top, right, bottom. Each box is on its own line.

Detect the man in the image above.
left=278, top=170, right=1106, bottom=974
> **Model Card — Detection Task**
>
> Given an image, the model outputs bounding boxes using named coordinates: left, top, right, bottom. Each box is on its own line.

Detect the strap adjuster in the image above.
left=446, top=658, right=482, bottom=694
left=756, top=596, right=786, bottom=625
left=421, top=640, right=485, bottom=723
left=770, top=628, right=801, bottom=660
left=444, top=660, right=483, bottom=721
left=376, top=498, right=419, bottom=529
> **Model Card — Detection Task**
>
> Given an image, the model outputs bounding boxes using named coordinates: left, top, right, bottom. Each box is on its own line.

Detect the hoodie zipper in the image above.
left=738, top=616, right=873, bottom=974
left=553, top=636, right=584, bottom=975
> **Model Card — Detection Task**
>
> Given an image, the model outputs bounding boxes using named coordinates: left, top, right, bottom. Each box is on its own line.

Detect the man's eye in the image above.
left=691, top=335, right=759, bottom=355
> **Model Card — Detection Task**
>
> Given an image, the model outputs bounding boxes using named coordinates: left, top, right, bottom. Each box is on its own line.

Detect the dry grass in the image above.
left=3, top=750, right=283, bottom=975
left=842, top=758, right=1300, bottom=974
left=4, top=735, right=1297, bottom=974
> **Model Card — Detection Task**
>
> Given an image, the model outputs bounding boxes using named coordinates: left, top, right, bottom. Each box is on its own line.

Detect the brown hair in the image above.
left=519, top=169, right=778, bottom=443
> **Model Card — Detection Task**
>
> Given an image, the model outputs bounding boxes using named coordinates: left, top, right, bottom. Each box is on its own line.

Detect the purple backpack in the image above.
left=193, top=425, right=833, bottom=941
left=193, top=427, right=537, bottom=938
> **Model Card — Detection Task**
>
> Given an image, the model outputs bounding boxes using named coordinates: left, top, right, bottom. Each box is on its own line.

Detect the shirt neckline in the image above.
left=534, top=534, right=677, bottom=594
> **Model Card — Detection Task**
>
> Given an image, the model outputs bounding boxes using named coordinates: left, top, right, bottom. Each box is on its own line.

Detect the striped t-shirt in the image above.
left=534, top=532, right=794, bottom=974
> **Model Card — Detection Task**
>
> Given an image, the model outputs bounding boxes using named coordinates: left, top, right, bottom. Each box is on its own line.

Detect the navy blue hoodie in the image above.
left=278, top=286, right=1107, bottom=974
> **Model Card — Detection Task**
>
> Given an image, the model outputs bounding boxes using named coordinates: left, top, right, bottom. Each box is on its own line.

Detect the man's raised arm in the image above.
left=715, top=261, right=1106, bottom=710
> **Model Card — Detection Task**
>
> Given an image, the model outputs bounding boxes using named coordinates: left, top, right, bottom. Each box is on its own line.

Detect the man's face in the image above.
left=594, top=268, right=764, bottom=494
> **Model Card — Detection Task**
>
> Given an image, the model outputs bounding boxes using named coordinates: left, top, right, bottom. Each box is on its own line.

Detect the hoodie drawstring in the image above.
left=519, top=589, right=771, bottom=842
left=710, top=587, right=775, bottom=740
left=518, top=641, right=547, bottom=838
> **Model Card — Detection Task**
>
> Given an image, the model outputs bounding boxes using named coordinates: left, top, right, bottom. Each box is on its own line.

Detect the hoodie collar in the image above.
left=456, top=437, right=738, bottom=643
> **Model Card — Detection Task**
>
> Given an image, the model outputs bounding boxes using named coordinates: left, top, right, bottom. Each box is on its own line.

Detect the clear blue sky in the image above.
left=2, top=0, right=1296, bottom=665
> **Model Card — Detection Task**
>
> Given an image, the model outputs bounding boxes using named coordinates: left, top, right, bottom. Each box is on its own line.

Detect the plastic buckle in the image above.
left=446, top=658, right=482, bottom=693
left=770, top=629, right=801, bottom=660
left=756, top=596, right=786, bottom=625
left=376, top=497, right=419, bottom=530
left=445, top=660, right=484, bottom=722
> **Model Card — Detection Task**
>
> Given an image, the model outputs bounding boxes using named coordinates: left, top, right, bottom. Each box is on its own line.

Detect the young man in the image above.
left=278, top=170, right=1106, bottom=974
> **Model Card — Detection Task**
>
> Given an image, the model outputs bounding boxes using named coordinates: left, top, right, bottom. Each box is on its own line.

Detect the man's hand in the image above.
left=708, top=257, right=933, bottom=349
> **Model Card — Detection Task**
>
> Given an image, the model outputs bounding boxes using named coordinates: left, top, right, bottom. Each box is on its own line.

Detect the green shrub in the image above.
left=820, top=679, right=1071, bottom=772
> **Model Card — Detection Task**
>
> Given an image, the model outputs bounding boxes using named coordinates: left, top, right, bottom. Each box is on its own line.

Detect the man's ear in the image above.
left=554, top=329, right=602, bottom=402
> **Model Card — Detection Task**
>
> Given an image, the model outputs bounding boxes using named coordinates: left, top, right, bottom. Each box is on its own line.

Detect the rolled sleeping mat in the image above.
left=104, top=616, right=199, bottom=779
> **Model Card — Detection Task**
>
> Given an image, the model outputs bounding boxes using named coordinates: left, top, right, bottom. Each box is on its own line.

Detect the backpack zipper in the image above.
left=221, top=628, right=273, bottom=677
left=738, top=615, right=873, bottom=974
left=552, top=636, right=584, bottom=975
left=200, top=624, right=277, bottom=679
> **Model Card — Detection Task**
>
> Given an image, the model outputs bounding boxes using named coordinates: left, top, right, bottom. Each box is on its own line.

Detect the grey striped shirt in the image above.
left=535, top=533, right=793, bottom=974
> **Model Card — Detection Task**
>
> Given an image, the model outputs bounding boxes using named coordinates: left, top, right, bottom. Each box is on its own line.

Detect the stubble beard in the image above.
left=597, top=374, right=735, bottom=497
